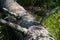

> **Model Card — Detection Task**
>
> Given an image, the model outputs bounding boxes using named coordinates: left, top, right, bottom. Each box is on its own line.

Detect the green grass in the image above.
left=45, top=9, right=60, bottom=40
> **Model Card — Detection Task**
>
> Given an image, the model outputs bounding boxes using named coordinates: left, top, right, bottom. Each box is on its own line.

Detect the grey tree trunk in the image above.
left=0, top=0, right=56, bottom=40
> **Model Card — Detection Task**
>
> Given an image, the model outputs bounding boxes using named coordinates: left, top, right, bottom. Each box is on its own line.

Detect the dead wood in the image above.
left=0, top=0, right=59, bottom=40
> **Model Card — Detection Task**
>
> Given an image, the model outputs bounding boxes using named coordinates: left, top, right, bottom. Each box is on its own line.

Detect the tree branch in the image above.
left=46, top=6, right=60, bottom=16
left=0, top=19, right=28, bottom=34
left=40, top=6, right=60, bottom=25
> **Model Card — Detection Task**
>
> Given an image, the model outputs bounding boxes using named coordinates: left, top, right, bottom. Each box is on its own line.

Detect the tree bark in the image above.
left=0, top=0, right=58, bottom=40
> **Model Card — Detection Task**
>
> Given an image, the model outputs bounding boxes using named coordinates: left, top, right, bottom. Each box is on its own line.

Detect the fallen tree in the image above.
left=0, top=0, right=60, bottom=40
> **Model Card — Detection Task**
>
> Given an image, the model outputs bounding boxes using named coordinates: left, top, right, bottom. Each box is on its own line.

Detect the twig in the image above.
left=40, top=6, right=60, bottom=25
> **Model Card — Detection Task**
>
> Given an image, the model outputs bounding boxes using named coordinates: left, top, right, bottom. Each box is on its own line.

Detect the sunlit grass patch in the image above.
left=45, top=9, right=60, bottom=40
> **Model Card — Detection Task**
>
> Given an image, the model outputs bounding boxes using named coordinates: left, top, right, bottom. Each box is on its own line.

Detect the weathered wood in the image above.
left=0, top=19, right=28, bottom=34
left=0, top=19, right=55, bottom=40
left=0, top=0, right=58, bottom=40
